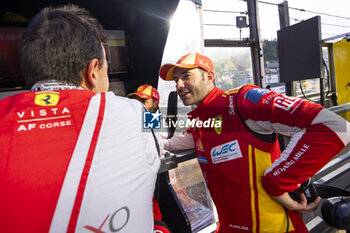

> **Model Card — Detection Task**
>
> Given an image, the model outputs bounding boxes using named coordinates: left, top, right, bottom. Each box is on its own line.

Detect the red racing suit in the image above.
left=0, top=88, right=161, bottom=233
left=170, top=84, right=350, bottom=233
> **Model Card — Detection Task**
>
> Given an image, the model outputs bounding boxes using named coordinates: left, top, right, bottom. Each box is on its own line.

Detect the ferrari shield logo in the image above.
left=34, top=92, right=60, bottom=106
left=214, top=116, right=222, bottom=135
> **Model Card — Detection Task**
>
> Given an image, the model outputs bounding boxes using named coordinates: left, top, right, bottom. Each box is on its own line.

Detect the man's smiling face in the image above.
left=174, top=67, right=213, bottom=106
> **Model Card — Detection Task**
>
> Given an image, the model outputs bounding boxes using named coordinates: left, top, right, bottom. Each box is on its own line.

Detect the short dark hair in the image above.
left=20, top=4, right=106, bottom=87
left=198, top=67, right=216, bottom=86
left=198, top=67, right=207, bottom=80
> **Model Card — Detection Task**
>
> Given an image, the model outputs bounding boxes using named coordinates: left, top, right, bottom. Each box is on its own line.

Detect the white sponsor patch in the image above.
left=230, top=224, right=249, bottom=231
left=274, top=96, right=299, bottom=111
left=210, top=140, right=242, bottom=164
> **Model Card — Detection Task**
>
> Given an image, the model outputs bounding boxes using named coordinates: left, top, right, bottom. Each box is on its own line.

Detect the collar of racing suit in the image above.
left=31, top=80, right=83, bottom=91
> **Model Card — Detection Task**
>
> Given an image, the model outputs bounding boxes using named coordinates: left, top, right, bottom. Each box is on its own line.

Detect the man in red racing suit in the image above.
left=160, top=52, right=350, bottom=233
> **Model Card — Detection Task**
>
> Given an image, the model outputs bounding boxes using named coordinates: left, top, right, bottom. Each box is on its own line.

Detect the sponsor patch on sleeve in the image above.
left=244, top=88, right=270, bottom=104
left=273, top=96, right=300, bottom=111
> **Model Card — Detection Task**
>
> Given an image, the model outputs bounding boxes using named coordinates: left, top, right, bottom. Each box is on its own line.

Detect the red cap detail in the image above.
left=159, top=52, right=214, bottom=81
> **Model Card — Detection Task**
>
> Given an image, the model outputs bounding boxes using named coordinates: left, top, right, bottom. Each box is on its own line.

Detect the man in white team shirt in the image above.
left=0, top=5, right=161, bottom=233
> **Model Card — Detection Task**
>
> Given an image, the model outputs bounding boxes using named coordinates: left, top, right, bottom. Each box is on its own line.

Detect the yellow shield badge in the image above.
left=214, top=115, right=222, bottom=135
left=34, top=92, right=60, bottom=106
left=196, top=139, right=205, bottom=152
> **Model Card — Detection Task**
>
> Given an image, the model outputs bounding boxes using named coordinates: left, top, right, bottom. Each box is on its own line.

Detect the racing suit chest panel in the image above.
left=0, top=90, right=94, bottom=233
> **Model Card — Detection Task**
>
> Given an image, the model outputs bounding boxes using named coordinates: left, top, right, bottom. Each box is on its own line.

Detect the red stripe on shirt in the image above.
left=67, top=93, right=106, bottom=233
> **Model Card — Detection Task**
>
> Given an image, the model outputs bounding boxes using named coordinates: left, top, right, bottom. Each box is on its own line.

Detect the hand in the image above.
left=296, top=193, right=321, bottom=213
left=271, top=192, right=321, bottom=214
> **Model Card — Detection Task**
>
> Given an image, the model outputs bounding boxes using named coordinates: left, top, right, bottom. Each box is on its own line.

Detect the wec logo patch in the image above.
left=210, top=140, right=242, bottom=164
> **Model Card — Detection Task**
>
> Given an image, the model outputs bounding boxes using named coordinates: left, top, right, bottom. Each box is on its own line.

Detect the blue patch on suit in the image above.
left=244, top=88, right=270, bottom=103
left=197, top=156, right=208, bottom=164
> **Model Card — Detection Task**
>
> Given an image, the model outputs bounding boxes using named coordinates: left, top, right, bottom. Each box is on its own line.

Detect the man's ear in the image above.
left=206, top=70, right=216, bottom=84
left=82, top=58, right=100, bottom=90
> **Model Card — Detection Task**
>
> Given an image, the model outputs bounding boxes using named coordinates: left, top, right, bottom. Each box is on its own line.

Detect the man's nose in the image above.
left=176, top=79, right=185, bottom=90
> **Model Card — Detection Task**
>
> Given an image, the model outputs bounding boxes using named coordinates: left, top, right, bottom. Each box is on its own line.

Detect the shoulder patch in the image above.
left=244, top=88, right=270, bottom=104
left=222, top=87, right=240, bottom=98
left=225, top=88, right=240, bottom=95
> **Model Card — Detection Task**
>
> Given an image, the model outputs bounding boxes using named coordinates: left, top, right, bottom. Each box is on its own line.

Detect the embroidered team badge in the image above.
left=214, top=115, right=222, bottom=135
left=196, top=139, right=205, bottom=152
left=34, top=92, right=60, bottom=106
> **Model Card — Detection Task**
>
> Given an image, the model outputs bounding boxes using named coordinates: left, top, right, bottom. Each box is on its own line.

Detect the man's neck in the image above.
left=195, top=86, right=216, bottom=106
